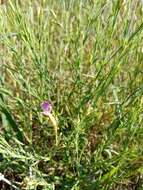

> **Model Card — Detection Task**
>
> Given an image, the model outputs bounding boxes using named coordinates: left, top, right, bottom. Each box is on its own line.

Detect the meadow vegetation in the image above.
left=0, top=0, right=143, bottom=189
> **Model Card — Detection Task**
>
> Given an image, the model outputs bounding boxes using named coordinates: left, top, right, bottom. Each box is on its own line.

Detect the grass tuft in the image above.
left=0, top=0, right=143, bottom=189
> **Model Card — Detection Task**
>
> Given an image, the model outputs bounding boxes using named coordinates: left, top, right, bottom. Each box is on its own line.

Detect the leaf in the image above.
left=0, top=102, right=24, bottom=143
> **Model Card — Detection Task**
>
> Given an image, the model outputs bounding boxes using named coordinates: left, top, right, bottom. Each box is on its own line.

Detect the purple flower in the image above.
left=41, top=101, right=52, bottom=116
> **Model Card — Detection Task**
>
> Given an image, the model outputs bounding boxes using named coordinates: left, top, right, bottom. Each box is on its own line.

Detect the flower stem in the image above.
left=48, top=113, right=58, bottom=145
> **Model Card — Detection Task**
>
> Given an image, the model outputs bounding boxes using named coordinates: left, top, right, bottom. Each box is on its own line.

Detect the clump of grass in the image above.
left=0, top=0, right=143, bottom=189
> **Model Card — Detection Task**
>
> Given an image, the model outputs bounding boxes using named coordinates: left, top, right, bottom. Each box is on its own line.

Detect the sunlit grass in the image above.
left=0, top=0, right=143, bottom=189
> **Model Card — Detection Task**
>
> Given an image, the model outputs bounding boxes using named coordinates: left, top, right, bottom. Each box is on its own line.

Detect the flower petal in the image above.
left=41, top=101, right=52, bottom=114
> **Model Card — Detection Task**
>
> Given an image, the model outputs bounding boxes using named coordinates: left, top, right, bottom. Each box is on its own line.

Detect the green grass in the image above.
left=0, top=0, right=143, bottom=189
